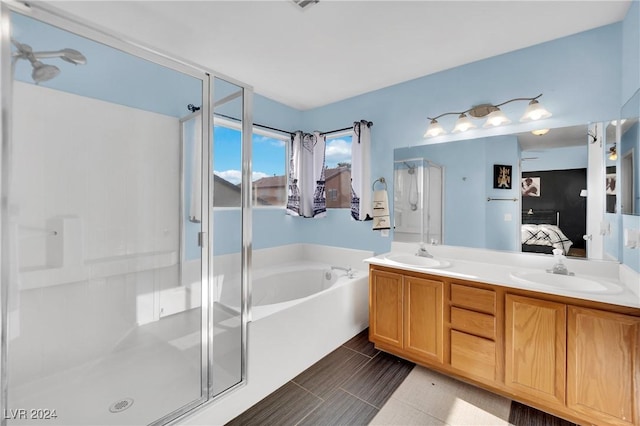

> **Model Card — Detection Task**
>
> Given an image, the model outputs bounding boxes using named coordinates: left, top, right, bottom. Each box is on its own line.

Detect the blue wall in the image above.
left=395, top=135, right=520, bottom=252
left=13, top=7, right=640, bottom=269
left=620, top=120, right=640, bottom=211
left=622, top=0, right=640, bottom=104
left=396, top=140, right=487, bottom=249
left=11, top=12, right=202, bottom=118
left=485, top=136, right=521, bottom=252
left=300, top=23, right=622, bottom=255
left=620, top=1, right=640, bottom=271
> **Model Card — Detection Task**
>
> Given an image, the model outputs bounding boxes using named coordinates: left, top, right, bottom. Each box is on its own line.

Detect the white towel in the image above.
left=372, top=190, right=390, bottom=230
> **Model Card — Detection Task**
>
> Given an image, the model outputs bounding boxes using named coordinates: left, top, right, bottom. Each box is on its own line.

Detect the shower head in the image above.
left=11, top=39, right=86, bottom=83
left=403, top=161, right=415, bottom=174
left=34, top=48, right=87, bottom=65
left=31, top=61, right=60, bottom=83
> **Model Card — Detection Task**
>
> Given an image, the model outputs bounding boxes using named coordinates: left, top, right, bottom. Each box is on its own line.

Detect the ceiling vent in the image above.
left=291, top=0, right=319, bottom=10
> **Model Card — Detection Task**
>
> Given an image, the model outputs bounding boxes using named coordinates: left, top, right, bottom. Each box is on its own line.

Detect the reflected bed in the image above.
left=521, top=209, right=573, bottom=254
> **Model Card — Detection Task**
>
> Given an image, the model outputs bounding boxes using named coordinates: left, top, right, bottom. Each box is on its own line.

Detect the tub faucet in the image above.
left=331, top=265, right=355, bottom=278
left=416, top=243, right=433, bottom=258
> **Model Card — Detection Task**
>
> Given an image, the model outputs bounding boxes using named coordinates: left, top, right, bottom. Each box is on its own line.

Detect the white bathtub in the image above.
left=185, top=244, right=372, bottom=426
left=219, top=261, right=354, bottom=321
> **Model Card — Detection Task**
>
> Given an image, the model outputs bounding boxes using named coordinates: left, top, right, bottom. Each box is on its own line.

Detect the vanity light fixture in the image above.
left=531, top=128, right=550, bottom=136
left=424, top=94, right=552, bottom=138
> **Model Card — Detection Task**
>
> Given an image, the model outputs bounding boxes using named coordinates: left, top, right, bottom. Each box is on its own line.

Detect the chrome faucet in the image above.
left=546, top=249, right=574, bottom=276
left=331, top=265, right=355, bottom=278
left=416, top=242, right=433, bottom=258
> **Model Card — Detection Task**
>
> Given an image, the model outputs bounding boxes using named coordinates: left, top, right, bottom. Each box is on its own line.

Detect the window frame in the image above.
left=324, top=130, right=353, bottom=209
left=212, top=117, right=290, bottom=209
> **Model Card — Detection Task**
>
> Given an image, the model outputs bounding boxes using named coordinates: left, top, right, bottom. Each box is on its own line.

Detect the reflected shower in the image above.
left=12, top=39, right=86, bottom=83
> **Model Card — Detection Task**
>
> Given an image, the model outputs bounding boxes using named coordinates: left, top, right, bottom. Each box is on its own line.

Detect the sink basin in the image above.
left=510, top=271, right=624, bottom=294
left=384, top=254, right=451, bottom=269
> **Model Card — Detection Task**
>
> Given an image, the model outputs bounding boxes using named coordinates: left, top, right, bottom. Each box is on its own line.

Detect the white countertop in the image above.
left=365, top=243, right=640, bottom=310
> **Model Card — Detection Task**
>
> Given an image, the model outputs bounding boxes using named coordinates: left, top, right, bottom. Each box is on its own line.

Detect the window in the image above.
left=212, top=123, right=352, bottom=209
left=251, top=132, right=287, bottom=207
left=212, top=119, right=287, bottom=207
left=324, top=134, right=352, bottom=208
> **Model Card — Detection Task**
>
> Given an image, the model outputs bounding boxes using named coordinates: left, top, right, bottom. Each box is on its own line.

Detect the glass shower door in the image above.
left=4, top=10, right=208, bottom=425
left=209, top=76, right=247, bottom=396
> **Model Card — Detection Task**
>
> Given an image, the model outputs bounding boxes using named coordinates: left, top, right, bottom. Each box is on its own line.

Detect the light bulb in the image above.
left=520, top=99, right=552, bottom=122
left=531, top=129, right=550, bottom=136
left=483, top=110, right=511, bottom=128
left=452, top=113, right=476, bottom=133
left=424, top=119, right=446, bottom=138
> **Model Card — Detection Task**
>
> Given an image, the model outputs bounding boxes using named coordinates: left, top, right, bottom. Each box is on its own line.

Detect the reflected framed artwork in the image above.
left=493, top=164, right=512, bottom=189
left=522, top=177, right=541, bottom=197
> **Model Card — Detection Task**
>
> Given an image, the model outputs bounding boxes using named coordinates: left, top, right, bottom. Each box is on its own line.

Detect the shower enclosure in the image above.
left=1, top=4, right=249, bottom=425
left=393, top=158, right=444, bottom=244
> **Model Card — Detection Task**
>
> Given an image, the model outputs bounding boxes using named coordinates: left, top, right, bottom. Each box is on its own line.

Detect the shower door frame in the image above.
left=393, top=157, right=445, bottom=245
left=0, top=2, right=252, bottom=425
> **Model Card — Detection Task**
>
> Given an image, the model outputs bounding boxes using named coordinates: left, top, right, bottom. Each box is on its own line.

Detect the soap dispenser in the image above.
left=547, top=249, right=572, bottom=275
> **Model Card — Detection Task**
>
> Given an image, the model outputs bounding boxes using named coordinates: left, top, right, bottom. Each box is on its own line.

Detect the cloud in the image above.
left=254, top=135, right=286, bottom=148
left=214, top=169, right=269, bottom=184
left=325, top=138, right=351, bottom=166
left=253, top=135, right=270, bottom=143
left=252, top=171, right=269, bottom=181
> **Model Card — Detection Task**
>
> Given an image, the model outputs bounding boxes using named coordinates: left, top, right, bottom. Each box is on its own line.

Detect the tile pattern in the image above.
left=509, top=401, right=578, bottom=426
left=227, top=329, right=576, bottom=426
left=372, top=366, right=512, bottom=426
left=226, top=329, right=414, bottom=426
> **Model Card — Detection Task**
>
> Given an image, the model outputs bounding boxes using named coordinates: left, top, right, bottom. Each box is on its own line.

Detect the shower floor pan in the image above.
left=7, top=308, right=240, bottom=425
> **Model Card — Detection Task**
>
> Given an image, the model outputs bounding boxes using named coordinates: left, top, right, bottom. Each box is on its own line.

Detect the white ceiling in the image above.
left=48, top=0, right=631, bottom=110
left=517, top=124, right=588, bottom=152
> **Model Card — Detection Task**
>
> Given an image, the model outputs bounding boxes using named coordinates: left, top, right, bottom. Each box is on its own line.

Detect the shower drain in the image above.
left=109, top=398, right=134, bottom=413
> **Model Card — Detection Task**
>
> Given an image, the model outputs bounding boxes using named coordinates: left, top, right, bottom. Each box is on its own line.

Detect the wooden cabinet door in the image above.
left=505, top=294, right=566, bottom=406
left=369, top=269, right=403, bottom=349
left=403, top=276, right=444, bottom=363
left=567, top=306, right=640, bottom=426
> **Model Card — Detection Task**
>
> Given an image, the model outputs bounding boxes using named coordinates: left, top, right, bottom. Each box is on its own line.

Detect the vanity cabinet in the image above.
left=369, top=269, right=403, bottom=349
left=567, top=306, right=640, bottom=426
left=404, top=275, right=444, bottom=363
left=368, top=264, right=640, bottom=426
left=450, top=283, right=499, bottom=382
left=505, top=294, right=566, bottom=407
left=369, top=268, right=444, bottom=364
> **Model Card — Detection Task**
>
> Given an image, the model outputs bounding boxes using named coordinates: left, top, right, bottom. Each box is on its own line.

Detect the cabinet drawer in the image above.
left=451, top=330, right=496, bottom=382
left=451, top=284, right=496, bottom=314
left=451, top=307, right=495, bottom=339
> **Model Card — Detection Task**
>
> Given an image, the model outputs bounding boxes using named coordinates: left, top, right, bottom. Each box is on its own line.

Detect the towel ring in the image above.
left=372, top=177, right=387, bottom=191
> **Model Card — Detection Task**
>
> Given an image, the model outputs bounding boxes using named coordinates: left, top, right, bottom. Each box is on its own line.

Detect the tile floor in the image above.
left=227, top=329, right=576, bottom=426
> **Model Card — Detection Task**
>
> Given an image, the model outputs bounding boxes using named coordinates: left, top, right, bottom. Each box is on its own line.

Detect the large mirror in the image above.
left=619, top=89, right=640, bottom=216
left=394, top=123, right=612, bottom=260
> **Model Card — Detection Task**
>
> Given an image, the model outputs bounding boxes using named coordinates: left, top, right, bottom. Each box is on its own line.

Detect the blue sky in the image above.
left=213, top=127, right=352, bottom=184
